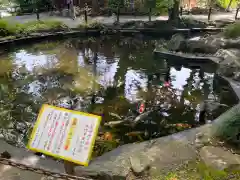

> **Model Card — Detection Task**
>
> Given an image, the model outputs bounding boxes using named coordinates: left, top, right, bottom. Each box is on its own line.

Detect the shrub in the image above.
left=0, top=20, right=68, bottom=37
left=22, top=20, right=68, bottom=34
left=78, top=21, right=105, bottom=29
left=212, top=103, right=240, bottom=146
left=216, top=0, right=238, bottom=9
left=224, top=23, right=240, bottom=38
left=0, top=20, right=22, bottom=36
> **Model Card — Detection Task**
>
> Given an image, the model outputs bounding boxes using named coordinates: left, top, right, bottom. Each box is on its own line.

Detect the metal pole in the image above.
left=149, top=8, right=152, bottom=21
left=36, top=8, right=40, bottom=20
left=235, top=8, right=239, bottom=20
left=84, top=9, right=88, bottom=24
left=208, top=7, right=212, bottom=21
left=117, top=7, right=120, bottom=23
left=180, top=6, right=183, bottom=16
left=35, top=0, right=40, bottom=20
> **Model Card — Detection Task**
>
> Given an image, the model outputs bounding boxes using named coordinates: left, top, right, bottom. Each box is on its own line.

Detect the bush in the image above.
left=0, top=20, right=22, bottom=36
left=216, top=0, right=238, bottom=9
left=22, top=20, right=68, bottom=34
left=212, top=103, right=240, bottom=146
left=78, top=21, right=105, bottom=29
left=224, top=23, right=240, bottom=38
left=0, top=20, right=68, bottom=37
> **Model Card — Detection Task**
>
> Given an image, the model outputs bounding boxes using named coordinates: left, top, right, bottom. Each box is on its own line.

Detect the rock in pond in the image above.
left=167, top=33, right=185, bottom=51
left=215, top=49, right=240, bottom=78
left=168, top=35, right=227, bottom=54
left=199, top=146, right=240, bottom=170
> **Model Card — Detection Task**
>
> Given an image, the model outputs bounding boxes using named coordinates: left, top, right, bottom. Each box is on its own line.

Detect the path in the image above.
left=0, top=138, right=65, bottom=180
left=2, top=11, right=238, bottom=28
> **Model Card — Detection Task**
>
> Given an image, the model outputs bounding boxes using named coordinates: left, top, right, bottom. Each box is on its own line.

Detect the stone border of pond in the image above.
left=0, top=27, right=224, bottom=46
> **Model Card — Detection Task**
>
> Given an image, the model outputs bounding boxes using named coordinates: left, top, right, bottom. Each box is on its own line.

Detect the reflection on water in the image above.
left=0, top=37, right=238, bottom=157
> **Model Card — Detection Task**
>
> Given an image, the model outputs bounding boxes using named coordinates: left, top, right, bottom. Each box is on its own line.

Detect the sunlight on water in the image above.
left=125, top=69, right=148, bottom=102
left=170, top=67, right=191, bottom=91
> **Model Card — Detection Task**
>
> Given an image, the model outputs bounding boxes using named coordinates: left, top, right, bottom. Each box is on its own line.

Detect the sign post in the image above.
left=27, top=104, right=101, bottom=166
left=146, top=0, right=156, bottom=21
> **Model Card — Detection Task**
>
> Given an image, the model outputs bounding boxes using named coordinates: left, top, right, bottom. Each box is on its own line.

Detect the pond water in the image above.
left=0, top=36, right=238, bottom=157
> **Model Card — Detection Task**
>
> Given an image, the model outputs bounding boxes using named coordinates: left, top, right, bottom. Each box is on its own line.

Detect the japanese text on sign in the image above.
left=27, top=104, right=101, bottom=166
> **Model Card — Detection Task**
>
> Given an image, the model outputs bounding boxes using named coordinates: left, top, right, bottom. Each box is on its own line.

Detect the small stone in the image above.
left=199, top=146, right=240, bottom=170
left=196, top=133, right=203, bottom=139
left=15, top=122, right=27, bottom=133
left=1, top=151, right=11, bottom=159
left=129, top=155, right=150, bottom=174
left=233, top=72, right=240, bottom=81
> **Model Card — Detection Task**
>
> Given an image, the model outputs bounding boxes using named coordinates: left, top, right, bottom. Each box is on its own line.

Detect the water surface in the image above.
left=0, top=36, right=238, bottom=157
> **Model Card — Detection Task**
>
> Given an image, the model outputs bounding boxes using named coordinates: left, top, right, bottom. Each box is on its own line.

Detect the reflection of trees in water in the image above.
left=0, top=62, right=38, bottom=147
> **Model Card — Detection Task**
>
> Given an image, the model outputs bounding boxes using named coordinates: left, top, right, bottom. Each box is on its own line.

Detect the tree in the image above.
left=168, top=0, right=180, bottom=21
left=156, top=0, right=180, bottom=21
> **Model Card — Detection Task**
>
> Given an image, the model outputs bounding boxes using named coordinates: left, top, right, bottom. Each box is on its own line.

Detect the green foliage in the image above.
left=152, top=161, right=240, bottom=180
left=108, top=0, right=124, bottom=9
left=156, top=0, right=175, bottom=9
left=197, top=162, right=228, bottom=180
left=0, top=20, right=68, bottom=37
left=0, top=20, right=21, bottom=36
left=22, top=20, right=68, bottom=34
left=212, top=103, right=240, bottom=146
left=224, top=22, right=240, bottom=38
left=14, top=0, right=52, bottom=14
left=214, top=115, right=240, bottom=145
left=155, top=0, right=179, bottom=15
left=78, top=21, right=105, bottom=29
left=216, top=0, right=238, bottom=9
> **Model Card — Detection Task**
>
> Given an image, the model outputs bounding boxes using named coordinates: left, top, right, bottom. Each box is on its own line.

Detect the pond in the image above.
left=0, top=36, right=238, bottom=157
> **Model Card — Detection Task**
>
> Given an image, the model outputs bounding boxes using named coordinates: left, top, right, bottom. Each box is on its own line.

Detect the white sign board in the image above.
left=27, top=104, right=101, bottom=166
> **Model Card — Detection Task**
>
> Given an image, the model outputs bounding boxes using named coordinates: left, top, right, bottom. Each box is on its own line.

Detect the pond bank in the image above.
left=0, top=27, right=224, bottom=47
left=0, top=18, right=225, bottom=46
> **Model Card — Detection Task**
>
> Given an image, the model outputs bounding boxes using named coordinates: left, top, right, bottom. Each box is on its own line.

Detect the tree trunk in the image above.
left=168, top=0, right=180, bottom=22
left=226, top=0, right=234, bottom=12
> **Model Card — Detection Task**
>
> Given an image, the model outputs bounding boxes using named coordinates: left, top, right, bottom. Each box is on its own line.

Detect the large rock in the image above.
left=75, top=103, right=240, bottom=178
left=199, top=146, right=240, bottom=170
left=75, top=128, right=201, bottom=178
left=215, top=49, right=240, bottom=77
left=167, top=33, right=185, bottom=51
left=167, top=35, right=226, bottom=54
left=215, top=49, right=240, bottom=67
left=183, top=36, right=226, bottom=54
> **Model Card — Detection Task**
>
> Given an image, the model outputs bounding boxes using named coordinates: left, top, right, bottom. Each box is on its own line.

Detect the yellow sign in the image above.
left=27, top=104, right=101, bottom=166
